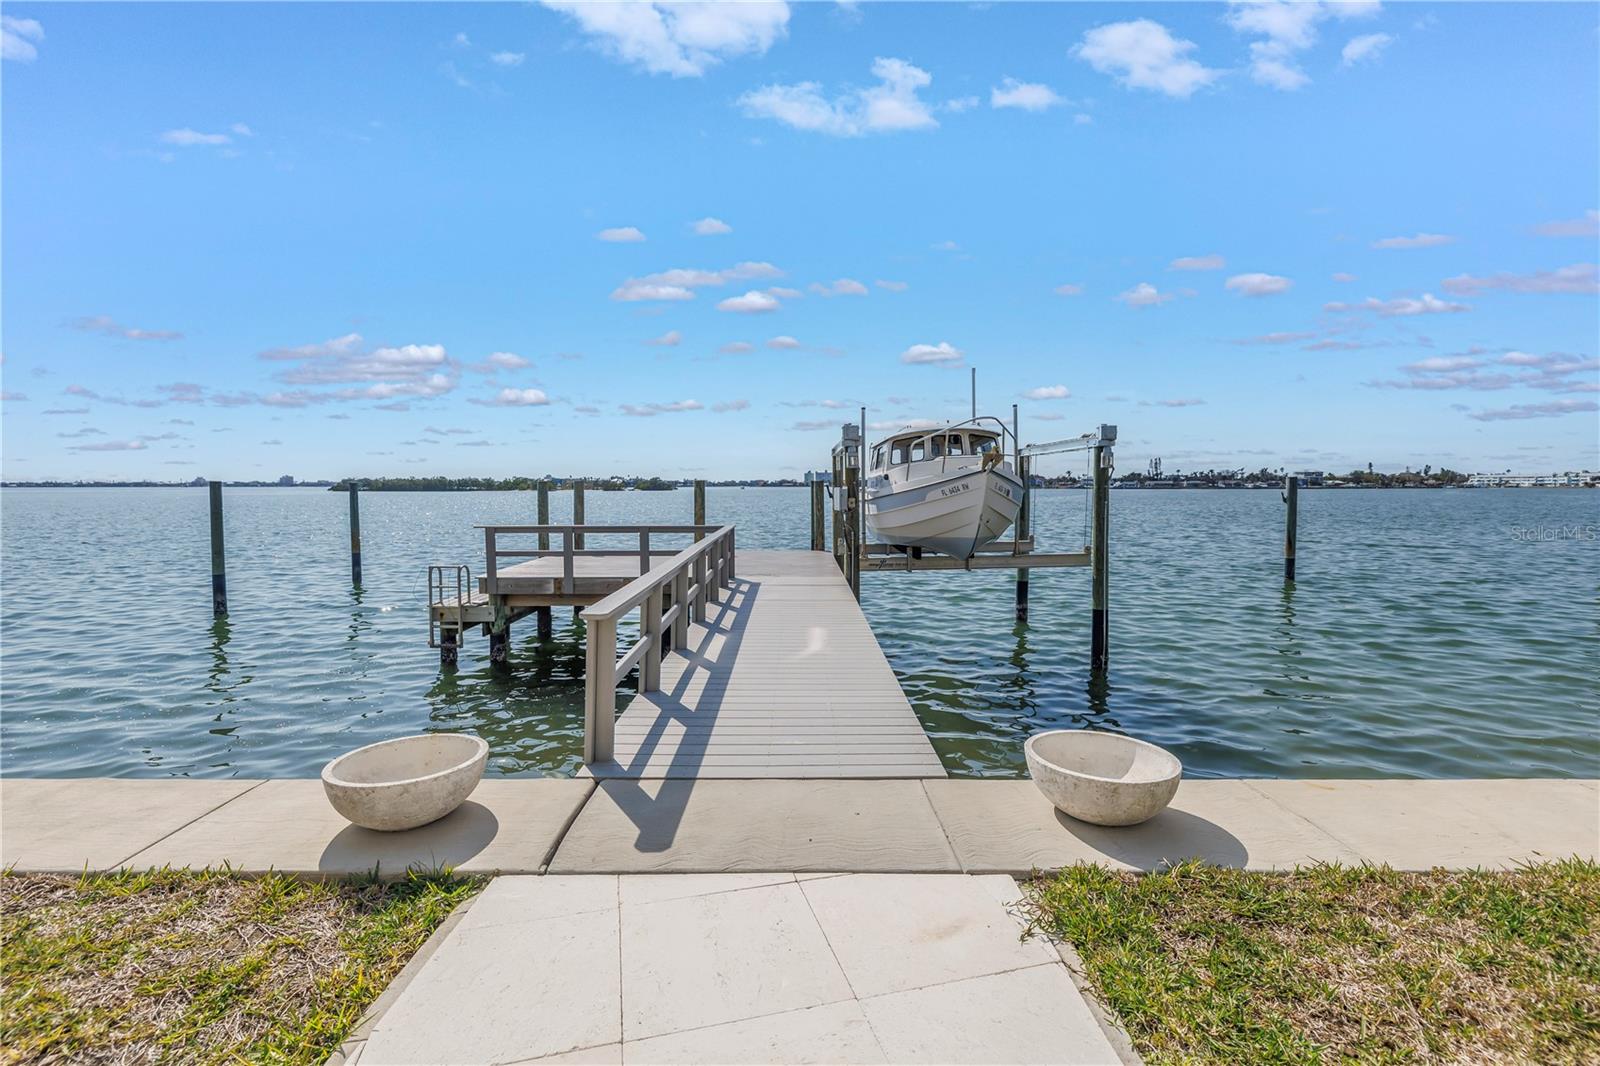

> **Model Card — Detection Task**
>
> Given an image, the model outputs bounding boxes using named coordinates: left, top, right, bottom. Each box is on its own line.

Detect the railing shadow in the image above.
left=592, top=576, right=757, bottom=851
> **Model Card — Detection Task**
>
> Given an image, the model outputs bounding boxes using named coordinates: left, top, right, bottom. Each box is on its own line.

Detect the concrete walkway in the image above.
left=2, top=777, right=1595, bottom=876
left=341, top=873, right=1127, bottom=1066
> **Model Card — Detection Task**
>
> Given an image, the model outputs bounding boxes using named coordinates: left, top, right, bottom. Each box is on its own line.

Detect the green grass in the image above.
left=1, top=867, right=481, bottom=1064
left=1023, top=860, right=1600, bottom=1065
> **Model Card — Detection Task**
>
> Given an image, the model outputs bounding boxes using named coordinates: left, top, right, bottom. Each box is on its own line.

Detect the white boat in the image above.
left=863, top=417, right=1024, bottom=559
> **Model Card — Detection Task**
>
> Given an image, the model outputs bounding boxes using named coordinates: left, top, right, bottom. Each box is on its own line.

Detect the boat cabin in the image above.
left=871, top=429, right=1001, bottom=472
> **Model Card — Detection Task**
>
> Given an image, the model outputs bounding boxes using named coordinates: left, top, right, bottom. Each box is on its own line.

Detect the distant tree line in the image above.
left=328, top=476, right=681, bottom=492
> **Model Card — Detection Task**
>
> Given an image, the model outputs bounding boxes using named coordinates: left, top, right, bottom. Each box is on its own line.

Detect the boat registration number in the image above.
left=938, top=483, right=973, bottom=498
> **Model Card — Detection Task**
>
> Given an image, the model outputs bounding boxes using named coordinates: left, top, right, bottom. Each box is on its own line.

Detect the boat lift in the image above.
left=818, top=414, right=1115, bottom=668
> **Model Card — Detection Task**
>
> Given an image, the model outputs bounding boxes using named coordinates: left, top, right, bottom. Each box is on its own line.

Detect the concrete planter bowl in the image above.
left=1025, top=730, right=1182, bottom=827
left=322, top=733, right=489, bottom=832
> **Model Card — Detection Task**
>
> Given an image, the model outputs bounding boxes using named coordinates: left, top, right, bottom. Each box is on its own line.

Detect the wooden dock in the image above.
left=587, top=550, right=945, bottom=779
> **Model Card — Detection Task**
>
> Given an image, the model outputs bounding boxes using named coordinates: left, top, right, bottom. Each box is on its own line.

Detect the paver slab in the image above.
left=120, top=778, right=595, bottom=876
left=624, top=1000, right=885, bottom=1065
left=361, top=877, right=621, bottom=1065
left=619, top=880, right=853, bottom=1041
left=548, top=778, right=960, bottom=872
left=1247, top=778, right=1600, bottom=869
left=923, top=778, right=1364, bottom=873
left=0, top=777, right=262, bottom=872
left=859, top=964, right=1119, bottom=1065
left=798, top=873, right=1056, bottom=997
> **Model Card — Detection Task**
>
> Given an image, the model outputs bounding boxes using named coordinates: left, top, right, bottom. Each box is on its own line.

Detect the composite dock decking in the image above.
left=586, top=550, right=947, bottom=780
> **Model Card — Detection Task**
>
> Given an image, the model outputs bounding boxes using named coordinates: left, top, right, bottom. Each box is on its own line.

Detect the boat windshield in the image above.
left=971, top=434, right=999, bottom=454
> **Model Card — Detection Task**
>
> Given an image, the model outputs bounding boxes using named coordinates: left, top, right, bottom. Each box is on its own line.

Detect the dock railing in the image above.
left=579, top=524, right=737, bottom=764
left=480, top=524, right=721, bottom=596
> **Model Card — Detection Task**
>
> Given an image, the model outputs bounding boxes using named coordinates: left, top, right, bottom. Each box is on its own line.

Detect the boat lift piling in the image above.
left=348, top=483, right=363, bottom=586
left=1283, top=473, right=1299, bottom=583
left=208, top=481, right=227, bottom=617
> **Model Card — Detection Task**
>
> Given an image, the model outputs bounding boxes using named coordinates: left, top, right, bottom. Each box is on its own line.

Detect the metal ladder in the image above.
left=427, top=564, right=472, bottom=649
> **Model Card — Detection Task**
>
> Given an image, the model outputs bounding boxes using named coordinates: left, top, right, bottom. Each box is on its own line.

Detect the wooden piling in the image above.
left=844, top=463, right=861, bottom=601
left=489, top=598, right=510, bottom=667
left=537, top=480, right=550, bottom=552
left=694, top=480, right=706, bottom=541
left=1015, top=456, right=1031, bottom=622
left=536, top=605, right=553, bottom=640
left=1284, top=473, right=1298, bottom=583
left=208, top=480, right=227, bottom=617
left=440, top=626, right=459, bottom=668
left=1090, top=444, right=1110, bottom=670
left=348, top=483, right=363, bottom=586
left=573, top=482, right=586, bottom=550
left=810, top=480, right=826, bottom=551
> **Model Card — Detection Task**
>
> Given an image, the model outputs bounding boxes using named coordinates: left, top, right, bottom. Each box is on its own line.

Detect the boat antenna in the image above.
left=970, top=367, right=976, bottom=420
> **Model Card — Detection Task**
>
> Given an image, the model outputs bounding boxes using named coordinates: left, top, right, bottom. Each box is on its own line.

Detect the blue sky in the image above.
left=2, top=1, right=1596, bottom=481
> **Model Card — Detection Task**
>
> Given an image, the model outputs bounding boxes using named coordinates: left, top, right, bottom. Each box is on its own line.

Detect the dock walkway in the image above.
left=588, top=550, right=945, bottom=780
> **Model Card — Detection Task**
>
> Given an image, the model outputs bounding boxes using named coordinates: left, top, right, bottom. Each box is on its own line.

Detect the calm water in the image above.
left=1, top=486, right=1596, bottom=780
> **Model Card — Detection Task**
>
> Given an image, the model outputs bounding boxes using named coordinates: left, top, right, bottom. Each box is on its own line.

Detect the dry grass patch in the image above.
left=1023, top=860, right=1599, bottom=1065
left=1, top=867, right=479, bottom=1064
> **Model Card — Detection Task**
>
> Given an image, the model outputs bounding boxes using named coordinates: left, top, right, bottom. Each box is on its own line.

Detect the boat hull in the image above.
left=865, top=466, right=1022, bottom=559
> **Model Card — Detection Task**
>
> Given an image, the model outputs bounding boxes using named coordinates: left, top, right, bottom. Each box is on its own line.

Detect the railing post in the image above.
left=642, top=588, right=663, bottom=692
left=693, top=480, right=706, bottom=541
left=638, top=530, right=650, bottom=575
left=537, top=480, right=550, bottom=552
left=727, top=529, right=736, bottom=581
left=672, top=567, right=690, bottom=647
left=584, top=615, right=616, bottom=764
left=707, top=542, right=722, bottom=604
left=484, top=527, right=498, bottom=596
left=693, top=552, right=708, bottom=622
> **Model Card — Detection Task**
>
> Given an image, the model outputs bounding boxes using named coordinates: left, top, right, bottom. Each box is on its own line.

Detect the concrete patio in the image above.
left=3, top=776, right=1594, bottom=876
left=335, top=873, right=1130, bottom=1066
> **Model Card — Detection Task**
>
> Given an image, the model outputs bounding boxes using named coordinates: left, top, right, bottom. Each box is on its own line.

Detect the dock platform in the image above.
left=587, top=550, right=945, bottom=780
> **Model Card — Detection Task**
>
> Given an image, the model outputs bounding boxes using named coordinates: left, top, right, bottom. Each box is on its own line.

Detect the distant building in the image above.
left=1293, top=470, right=1326, bottom=487
left=1466, top=471, right=1596, bottom=487
left=190, top=476, right=208, bottom=487
left=804, top=470, right=832, bottom=486
left=278, top=475, right=296, bottom=486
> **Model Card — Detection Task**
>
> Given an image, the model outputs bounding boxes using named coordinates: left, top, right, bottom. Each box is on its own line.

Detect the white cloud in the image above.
left=161, top=128, right=232, bottom=147
left=71, top=315, right=184, bottom=342
left=250, top=333, right=459, bottom=403
left=469, top=351, right=531, bottom=373
left=229, top=122, right=254, bottom=137
left=1073, top=19, right=1218, bottom=99
left=542, top=1, right=789, bottom=77
left=1324, top=293, right=1470, bottom=316
left=611, top=261, right=783, bottom=302
left=692, top=216, right=732, bottom=235
left=1469, top=399, right=1598, bottom=422
left=717, top=290, right=781, bottom=313
left=1025, top=385, right=1071, bottom=400
left=765, top=286, right=803, bottom=298
left=1143, top=397, right=1206, bottom=407
left=712, top=399, right=750, bottom=412
left=1532, top=210, right=1599, bottom=238
left=490, top=51, right=526, bottom=67
left=475, top=387, right=550, bottom=407
left=720, top=341, right=754, bottom=354
left=1341, top=32, right=1393, bottom=66
left=620, top=399, right=704, bottom=416
left=767, top=335, right=801, bottom=349
left=1227, top=1, right=1381, bottom=91
left=990, top=78, right=1064, bottom=111
left=2, top=15, right=43, bottom=63
left=943, top=95, right=981, bottom=114
left=1117, top=282, right=1174, bottom=307
left=1442, top=263, right=1599, bottom=296
left=875, top=279, right=909, bottom=292
left=1170, top=254, right=1225, bottom=271
left=647, top=329, right=682, bottom=346
left=1332, top=271, right=1358, bottom=282
left=931, top=240, right=959, bottom=252
left=597, top=226, right=646, bottom=242
left=900, top=341, right=963, bottom=366
left=1054, top=283, right=1085, bottom=296
left=1225, top=272, right=1293, bottom=296
left=739, top=56, right=937, bottom=136
left=808, top=278, right=869, bottom=297
left=1372, top=232, right=1455, bottom=249
left=1074, top=113, right=1094, bottom=125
